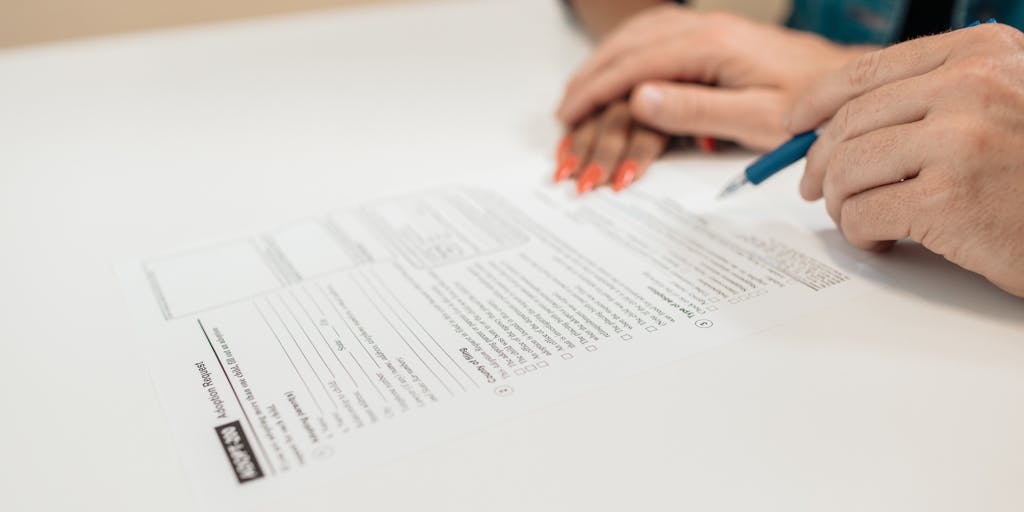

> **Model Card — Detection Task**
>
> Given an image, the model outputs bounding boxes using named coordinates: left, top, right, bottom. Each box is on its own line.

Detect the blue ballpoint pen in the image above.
left=717, top=130, right=819, bottom=199
left=718, top=17, right=998, bottom=199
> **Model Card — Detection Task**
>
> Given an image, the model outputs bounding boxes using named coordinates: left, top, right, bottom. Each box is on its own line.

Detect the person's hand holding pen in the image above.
left=787, top=23, right=1024, bottom=297
left=555, top=4, right=871, bottom=193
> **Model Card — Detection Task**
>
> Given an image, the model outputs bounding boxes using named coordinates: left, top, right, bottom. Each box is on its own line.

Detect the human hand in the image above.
left=788, top=24, right=1024, bottom=297
left=554, top=99, right=669, bottom=194
left=557, top=5, right=866, bottom=151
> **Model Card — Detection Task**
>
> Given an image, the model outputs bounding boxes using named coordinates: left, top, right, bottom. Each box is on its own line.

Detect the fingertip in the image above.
left=789, top=83, right=831, bottom=132
left=555, top=107, right=570, bottom=125
left=577, top=164, right=603, bottom=195
left=554, top=153, right=578, bottom=183
left=630, top=83, right=663, bottom=120
left=787, top=97, right=828, bottom=135
left=556, top=135, right=572, bottom=161
left=786, top=106, right=809, bottom=135
left=559, top=102, right=588, bottom=127
left=612, top=160, right=639, bottom=192
left=798, top=174, right=822, bottom=201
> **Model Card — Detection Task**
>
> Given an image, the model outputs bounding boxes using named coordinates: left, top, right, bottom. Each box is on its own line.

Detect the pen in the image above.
left=717, top=130, right=818, bottom=199
left=718, top=18, right=998, bottom=199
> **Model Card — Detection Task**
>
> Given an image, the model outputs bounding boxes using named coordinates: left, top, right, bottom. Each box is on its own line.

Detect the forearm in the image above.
left=568, top=0, right=674, bottom=40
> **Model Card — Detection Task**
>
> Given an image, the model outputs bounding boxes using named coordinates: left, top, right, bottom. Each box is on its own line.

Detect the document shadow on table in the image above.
left=815, top=229, right=1023, bottom=325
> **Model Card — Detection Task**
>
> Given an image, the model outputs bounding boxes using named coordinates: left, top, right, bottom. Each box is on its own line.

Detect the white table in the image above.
left=2, top=1, right=1021, bottom=510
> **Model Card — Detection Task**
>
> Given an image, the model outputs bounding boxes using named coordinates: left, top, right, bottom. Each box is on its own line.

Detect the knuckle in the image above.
left=702, top=12, right=744, bottom=43
left=959, top=118, right=992, bottom=156
left=664, top=90, right=705, bottom=124
left=906, top=174, right=950, bottom=243
left=922, top=173, right=958, bottom=218
left=699, top=26, right=730, bottom=48
left=824, top=149, right=853, bottom=201
left=839, top=199, right=881, bottom=246
left=827, top=141, right=853, bottom=176
left=952, top=57, right=1015, bottom=105
left=822, top=165, right=844, bottom=202
left=839, top=201, right=865, bottom=239
left=976, top=23, right=1024, bottom=49
left=603, top=100, right=631, bottom=121
left=831, top=102, right=855, bottom=139
left=847, top=50, right=883, bottom=90
left=955, top=55, right=1001, bottom=82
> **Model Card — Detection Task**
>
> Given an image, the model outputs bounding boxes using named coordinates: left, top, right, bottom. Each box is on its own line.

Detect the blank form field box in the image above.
left=645, top=326, right=657, bottom=332
left=264, top=220, right=359, bottom=280
left=144, top=241, right=281, bottom=319
left=620, top=334, right=633, bottom=341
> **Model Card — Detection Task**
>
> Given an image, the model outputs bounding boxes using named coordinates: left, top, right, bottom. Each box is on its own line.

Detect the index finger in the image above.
left=788, top=29, right=966, bottom=133
left=564, top=8, right=702, bottom=103
left=558, top=37, right=719, bottom=125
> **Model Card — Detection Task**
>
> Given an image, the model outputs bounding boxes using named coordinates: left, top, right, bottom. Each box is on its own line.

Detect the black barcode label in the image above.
left=214, top=421, right=264, bottom=484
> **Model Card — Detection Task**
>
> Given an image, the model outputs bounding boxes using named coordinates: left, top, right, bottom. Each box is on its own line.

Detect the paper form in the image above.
left=118, top=168, right=874, bottom=510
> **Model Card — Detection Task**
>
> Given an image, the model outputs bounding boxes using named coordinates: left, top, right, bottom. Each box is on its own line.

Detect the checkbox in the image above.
left=514, top=368, right=525, bottom=375
left=561, top=353, right=573, bottom=360
left=537, top=361, right=548, bottom=368
left=585, top=345, right=597, bottom=352
left=645, top=326, right=657, bottom=332
left=525, top=364, right=537, bottom=371
left=620, top=334, right=633, bottom=341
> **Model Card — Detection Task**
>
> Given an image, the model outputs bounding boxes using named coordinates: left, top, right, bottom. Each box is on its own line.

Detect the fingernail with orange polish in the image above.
left=577, top=164, right=603, bottom=195
left=556, top=135, right=572, bottom=161
left=554, top=154, right=578, bottom=182
left=613, top=160, right=638, bottom=192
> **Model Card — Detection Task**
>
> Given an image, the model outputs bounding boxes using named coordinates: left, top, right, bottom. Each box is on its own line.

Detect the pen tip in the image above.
left=717, top=174, right=748, bottom=200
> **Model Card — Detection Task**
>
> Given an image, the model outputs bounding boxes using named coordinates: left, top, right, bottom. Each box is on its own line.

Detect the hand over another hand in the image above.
left=554, top=100, right=669, bottom=194
left=557, top=5, right=866, bottom=151
left=789, top=24, right=1024, bottom=297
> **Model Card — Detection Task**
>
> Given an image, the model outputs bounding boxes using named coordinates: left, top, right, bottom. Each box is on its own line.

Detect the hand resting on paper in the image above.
left=788, top=24, right=1024, bottom=297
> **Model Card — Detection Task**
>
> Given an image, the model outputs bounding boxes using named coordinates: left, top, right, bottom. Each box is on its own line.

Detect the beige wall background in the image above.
left=0, top=0, right=789, bottom=49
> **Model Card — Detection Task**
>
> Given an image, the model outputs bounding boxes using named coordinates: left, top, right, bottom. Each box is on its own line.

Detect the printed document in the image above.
left=118, top=168, right=873, bottom=510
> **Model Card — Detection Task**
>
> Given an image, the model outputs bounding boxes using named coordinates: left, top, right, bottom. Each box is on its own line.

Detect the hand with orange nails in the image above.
left=557, top=5, right=871, bottom=154
left=554, top=100, right=669, bottom=194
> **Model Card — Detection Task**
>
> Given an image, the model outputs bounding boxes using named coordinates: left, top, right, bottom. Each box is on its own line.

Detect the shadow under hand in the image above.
left=816, top=230, right=1024, bottom=326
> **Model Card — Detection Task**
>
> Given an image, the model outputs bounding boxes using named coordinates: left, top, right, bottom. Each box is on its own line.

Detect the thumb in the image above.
left=629, top=81, right=790, bottom=151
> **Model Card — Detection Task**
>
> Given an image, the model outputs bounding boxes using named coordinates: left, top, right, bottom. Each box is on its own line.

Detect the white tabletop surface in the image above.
left=2, top=1, right=1022, bottom=510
